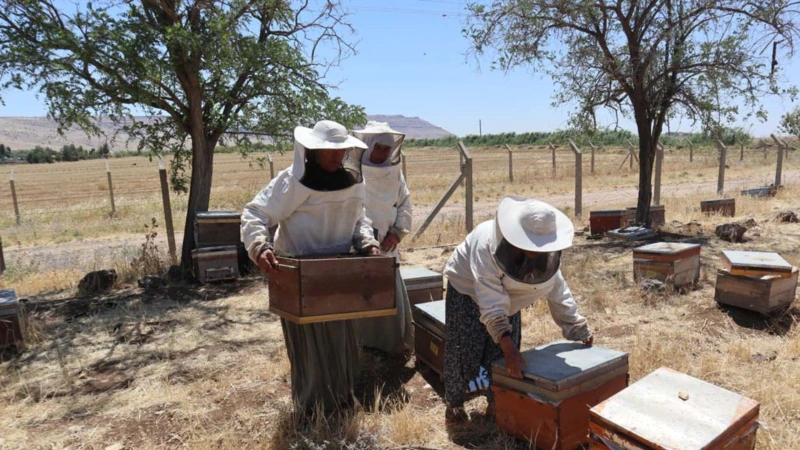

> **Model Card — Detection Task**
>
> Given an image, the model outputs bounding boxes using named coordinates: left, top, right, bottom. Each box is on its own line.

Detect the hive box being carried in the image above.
left=492, top=341, right=629, bottom=450
left=0, top=289, right=25, bottom=349
left=192, top=245, right=241, bottom=284
left=701, top=198, right=735, bottom=217
left=715, top=251, right=798, bottom=314
left=194, top=211, right=242, bottom=247
left=589, top=367, right=760, bottom=450
left=269, top=254, right=397, bottom=324
left=400, top=267, right=443, bottom=305
left=633, top=242, right=701, bottom=288
left=412, top=300, right=445, bottom=378
left=589, top=210, right=634, bottom=236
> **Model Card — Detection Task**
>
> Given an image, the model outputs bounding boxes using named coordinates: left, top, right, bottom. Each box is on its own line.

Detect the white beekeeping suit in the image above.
left=241, top=120, right=379, bottom=413
left=351, top=121, right=414, bottom=354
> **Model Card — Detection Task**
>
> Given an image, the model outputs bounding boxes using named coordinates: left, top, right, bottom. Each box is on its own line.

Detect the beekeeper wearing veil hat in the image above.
left=442, top=196, right=593, bottom=421
left=241, top=119, right=380, bottom=414
left=351, top=121, right=413, bottom=355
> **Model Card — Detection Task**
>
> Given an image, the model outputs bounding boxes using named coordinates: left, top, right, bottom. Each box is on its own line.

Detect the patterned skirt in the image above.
left=443, top=282, right=521, bottom=408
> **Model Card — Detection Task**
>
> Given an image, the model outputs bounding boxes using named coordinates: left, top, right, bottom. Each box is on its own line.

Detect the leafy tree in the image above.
left=465, top=1, right=799, bottom=224
left=0, top=144, right=8, bottom=158
left=61, top=144, right=89, bottom=162
left=0, top=1, right=365, bottom=274
left=780, top=106, right=800, bottom=139
left=26, top=146, right=59, bottom=164
left=99, top=142, right=111, bottom=157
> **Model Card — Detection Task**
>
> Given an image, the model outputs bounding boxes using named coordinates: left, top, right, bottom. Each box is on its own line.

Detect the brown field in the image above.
left=1, top=143, right=799, bottom=449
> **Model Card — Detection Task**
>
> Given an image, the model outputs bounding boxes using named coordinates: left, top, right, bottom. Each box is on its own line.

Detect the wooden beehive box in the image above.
left=741, top=186, right=777, bottom=198
left=589, top=210, right=634, bottom=236
left=701, top=198, right=735, bottom=216
left=412, top=300, right=445, bottom=378
left=588, top=367, right=759, bottom=450
left=191, top=245, right=240, bottom=284
left=0, top=289, right=25, bottom=349
left=492, top=341, right=629, bottom=450
left=400, top=267, right=443, bottom=305
left=194, top=211, right=241, bottom=247
left=627, top=205, right=665, bottom=227
left=268, top=254, right=397, bottom=324
left=633, top=242, right=701, bottom=288
left=721, top=250, right=794, bottom=279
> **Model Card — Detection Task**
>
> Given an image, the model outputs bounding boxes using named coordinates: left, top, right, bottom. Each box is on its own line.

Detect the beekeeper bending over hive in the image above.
left=442, top=196, right=593, bottom=421
left=241, top=120, right=380, bottom=414
left=351, top=121, right=413, bottom=355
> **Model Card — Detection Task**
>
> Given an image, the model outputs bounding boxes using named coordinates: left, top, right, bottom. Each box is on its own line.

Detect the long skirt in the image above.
left=443, top=282, right=521, bottom=409
left=281, top=318, right=360, bottom=413
left=355, top=268, right=414, bottom=354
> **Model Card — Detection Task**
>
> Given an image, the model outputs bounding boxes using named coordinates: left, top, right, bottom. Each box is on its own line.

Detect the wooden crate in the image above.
left=492, top=341, right=629, bottom=450
left=633, top=242, right=701, bottom=288
left=701, top=198, right=735, bottom=216
left=589, top=210, right=634, bottom=236
left=268, top=254, right=397, bottom=324
left=721, top=250, right=794, bottom=279
left=400, top=267, right=443, bottom=305
left=627, top=205, right=665, bottom=227
left=413, top=300, right=445, bottom=377
left=191, top=245, right=240, bottom=284
left=715, top=268, right=798, bottom=315
left=741, top=186, right=777, bottom=198
left=194, top=211, right=241, bottom=247
left=0, top=289, right=25, bottom=349
left=589, top=367, right=759, bottom=450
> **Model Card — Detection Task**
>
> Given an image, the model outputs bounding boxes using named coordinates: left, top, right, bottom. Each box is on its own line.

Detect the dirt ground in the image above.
left=2, top=185, right=799, bottom=449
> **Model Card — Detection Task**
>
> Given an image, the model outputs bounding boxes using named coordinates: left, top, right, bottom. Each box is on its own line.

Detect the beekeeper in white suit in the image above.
left=351, top=121, right=413, bottom=355
left=241, top=120, right=380, bottom=415
left=442, top=196, right=593, bottom=421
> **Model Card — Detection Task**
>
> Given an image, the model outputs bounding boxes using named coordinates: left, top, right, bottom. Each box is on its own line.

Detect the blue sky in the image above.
left=2, top=0, right=799, bottom=137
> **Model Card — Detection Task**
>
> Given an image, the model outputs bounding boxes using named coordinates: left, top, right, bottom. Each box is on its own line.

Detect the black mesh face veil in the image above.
left=300, top=147, right=364, bottom=191
left=493, top=238, right=561, bottom=284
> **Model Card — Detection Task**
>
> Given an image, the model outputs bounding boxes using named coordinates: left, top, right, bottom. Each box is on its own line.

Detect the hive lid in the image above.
left=700, top=198, right=735, bottom=205
left=634, top=242, right=701, bottom=256
left=400, top=267, right=441, bottom=282
left=414, top=299, right=445, bottom=326
left=721, top=251, right=793, bottom=273
left=590, top=367, right=759, bottom=449
left=0, top=289, right=18, bottom=314
left=195, top=211, right=241, bottom=221
left=493, top=341, right=628, bottom=392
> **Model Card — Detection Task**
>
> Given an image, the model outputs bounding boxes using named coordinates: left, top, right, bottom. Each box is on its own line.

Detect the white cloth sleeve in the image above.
left=352, top=207, right=380, bottom=252
left=390, top=174, right=413, bottom=241
left=241, top=171, right=309, bottom=263
left=545, top=271, right=592, bottom=341
left=471, top=243, right=514, bottom=343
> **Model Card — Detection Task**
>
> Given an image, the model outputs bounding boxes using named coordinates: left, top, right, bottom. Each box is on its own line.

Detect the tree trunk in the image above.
left=180, top=137, right=216, bottom=277
left=635, top=122, right=656, bottom=227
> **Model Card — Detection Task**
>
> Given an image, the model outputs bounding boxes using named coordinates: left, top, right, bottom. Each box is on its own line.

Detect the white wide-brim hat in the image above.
left=294, top=120, right=367, bottom=150
left=496, top=196, right=574, bottom=252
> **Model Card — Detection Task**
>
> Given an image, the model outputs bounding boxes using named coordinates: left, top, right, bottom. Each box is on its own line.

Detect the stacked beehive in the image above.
left=191, top=211, right=243, bottom=284
left=400, top=267, right=443, bottom=305
left=715, top=250, right=798, bottom=314
left=412, top=299, right=445, bottom=379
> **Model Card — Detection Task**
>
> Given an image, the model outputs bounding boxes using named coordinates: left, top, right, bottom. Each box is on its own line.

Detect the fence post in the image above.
left=268, top=153, right=275, bottom=180
left=9, top=170, right=19, bottom=225
left=459, top=152, right=465, bottom=186
left=0, top=235, right=5, bottom=276
left=158, top=158, right=178, bottom=265
left=737, top=139, right=744, bottom=162
left=716, top=140, right=727, bottom=195
left=459, top=142, right=474, bottom=232
left=771, top=134, right=784, bottom=187
left=589, top=142, right=596, bottom=174
left=684, top=138, right=693, bottom=163
left=654, top=143, right=664, bottom=205
left=549, top=143, right=556, bottom=178
left=505, top=144, right=513, bottom=182
left=106, top=159, right=116, bottom=217
left=401, top=151, right=407, bottom=180
left=569, top=140, right=582, bottom=219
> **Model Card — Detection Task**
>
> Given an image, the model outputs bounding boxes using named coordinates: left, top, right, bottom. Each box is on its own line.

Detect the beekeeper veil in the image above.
left=291, top=120, right=367, bottom=191
left=492, top=196, right=575, bottom=284
left=351, top=121, right=405, bottom=167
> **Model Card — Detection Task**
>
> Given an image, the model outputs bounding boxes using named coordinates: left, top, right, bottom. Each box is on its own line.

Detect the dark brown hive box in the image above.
left=194, top=211, right=242, bottom=247
left=0, top=289, right=25, bottom=349
left=412, top=299, right=445, bottom=378
left=589, top=210, right=634, bottom=236
left=701, top=198, right=735, bottom=216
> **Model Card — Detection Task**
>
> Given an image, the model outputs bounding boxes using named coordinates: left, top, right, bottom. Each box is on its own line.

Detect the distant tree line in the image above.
left=2, top=143, right=124, bottom=164
left=403, top=127, right=753, bottom=149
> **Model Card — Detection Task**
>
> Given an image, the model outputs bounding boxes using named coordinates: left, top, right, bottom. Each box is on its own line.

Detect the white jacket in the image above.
left=241, top=168, right=378, bottom=260
left=362, top=164, right=412, bottom=257
left=443, top=220, right=590, bottom=343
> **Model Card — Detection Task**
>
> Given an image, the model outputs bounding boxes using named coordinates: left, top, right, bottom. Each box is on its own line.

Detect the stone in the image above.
left=775, top=211, right=799, bottom=223
left=77, top=269, right=117, bottom=296
left=138, top=275, right=165, bottom=291
left=715, top=223, right=747, bottom=243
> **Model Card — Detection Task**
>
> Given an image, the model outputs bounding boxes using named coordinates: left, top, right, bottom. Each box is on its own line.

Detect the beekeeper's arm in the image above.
left=241, top=170, right=310, bottom=263
left=545, top=271, right=592, bottom=342
left=389, top=174, right=412, bottom=241
left=353, top=207, right=380, bottom=254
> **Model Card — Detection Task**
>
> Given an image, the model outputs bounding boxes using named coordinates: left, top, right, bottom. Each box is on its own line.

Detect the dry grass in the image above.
left=1, top=146, right=799, bottom=449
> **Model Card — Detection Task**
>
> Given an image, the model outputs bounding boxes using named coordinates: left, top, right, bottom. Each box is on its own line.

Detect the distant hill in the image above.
left=0, top=115, right=453, bottom=152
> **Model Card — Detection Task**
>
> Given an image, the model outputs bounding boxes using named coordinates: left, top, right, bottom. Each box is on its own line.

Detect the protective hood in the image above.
left=491, top=215, right=561, bottom=285
left=352, top=121, right=405, bottom=167
left=290, top=120, right=367, bottom=190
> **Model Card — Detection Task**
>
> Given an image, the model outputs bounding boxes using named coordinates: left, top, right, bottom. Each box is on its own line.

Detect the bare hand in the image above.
left=583, top=335, right=594, bottom=346
left=364, top=246, right=382, bottom=256
left=257, top=249, right=279, bottom=275
left=500, top=335, right=526, bottom=379
left=380, top=232, right=400, bottom=253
